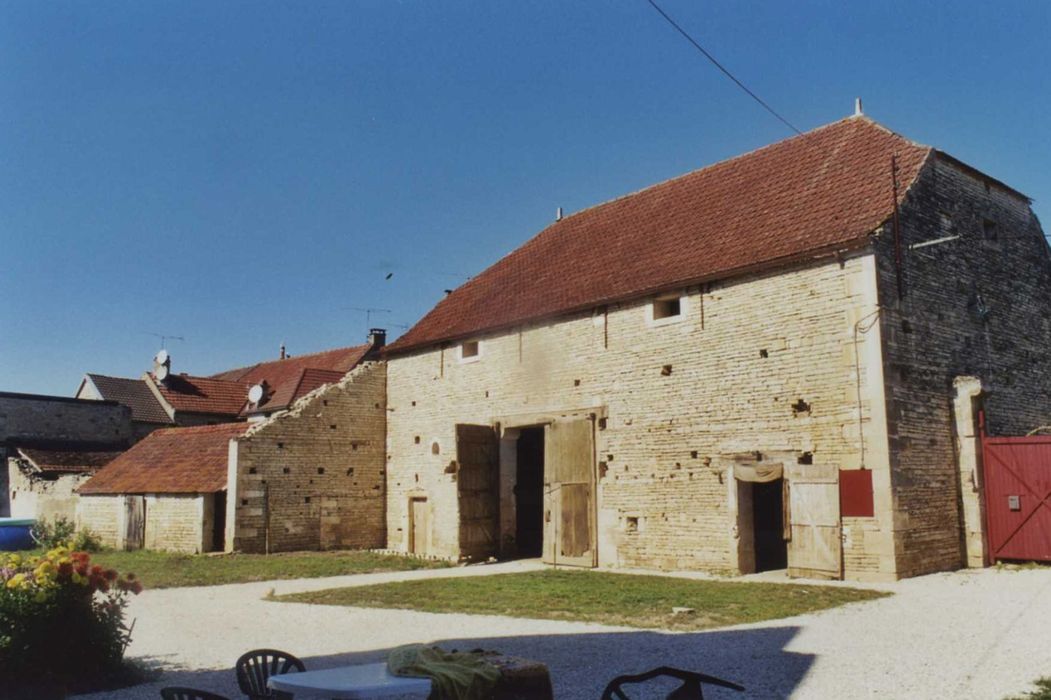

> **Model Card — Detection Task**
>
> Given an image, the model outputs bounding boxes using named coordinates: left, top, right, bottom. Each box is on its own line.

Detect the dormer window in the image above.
left=649, top=293, right=687, bottom=325
left=460, top=340, right=481, bottom=363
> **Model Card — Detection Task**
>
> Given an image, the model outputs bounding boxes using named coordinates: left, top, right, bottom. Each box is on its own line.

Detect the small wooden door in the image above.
left=124, top=495, right=145, bottom=550
left=543, top=419, right=597, bottom=567
left=786, top=464, right=842, bottom=579
left=410, top=497, right=429, bottom=556
left=456, top=424, right=500, bottom=562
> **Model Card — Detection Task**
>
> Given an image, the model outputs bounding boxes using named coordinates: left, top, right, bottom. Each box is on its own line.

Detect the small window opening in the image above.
left=983, top=219, right=998, bottom=240
left=282, top=467, right=291, bottom=474
left=653, top=296, right=682, bottom=321
left=317, top=467, right=325, bottom=475
left=625, top=516, right=639, bottom=533
left=414, top=436, right=421, bottom=444
left=461, top=340, right=480, bottom=359
left=431, top=442, right=440, bottom=455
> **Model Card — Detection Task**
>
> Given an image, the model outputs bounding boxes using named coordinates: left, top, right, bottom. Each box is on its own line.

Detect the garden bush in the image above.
left=31, top=516, right=101, bottom=552
left=0, top=546, right=143, bottom=696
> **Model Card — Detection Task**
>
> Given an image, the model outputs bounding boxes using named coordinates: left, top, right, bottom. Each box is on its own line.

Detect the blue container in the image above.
left=0, top=518, right=36, bottom=551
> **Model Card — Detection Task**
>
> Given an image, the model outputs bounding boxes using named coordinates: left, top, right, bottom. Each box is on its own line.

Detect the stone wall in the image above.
left=0, top=393, right=133, bottom=447
left=875, top=155, right=1051, bottom=577
left=227, top=362, right=387, bottom=553
left=76, top=493, right=209, bottom=553
left=7, top=459, right=91, bottom=522
left=77, top=495, right=122, bottom=546
left=385, top=254, right=896, bottom=579
left=142, top=494, right=207, bottom=553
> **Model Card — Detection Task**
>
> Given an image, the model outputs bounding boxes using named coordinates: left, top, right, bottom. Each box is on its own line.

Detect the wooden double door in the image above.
left=455, top=418, right=597, bottom=567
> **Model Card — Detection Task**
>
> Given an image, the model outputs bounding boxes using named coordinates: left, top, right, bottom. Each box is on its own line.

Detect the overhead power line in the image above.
left=644, top=0, right=802, bottom=136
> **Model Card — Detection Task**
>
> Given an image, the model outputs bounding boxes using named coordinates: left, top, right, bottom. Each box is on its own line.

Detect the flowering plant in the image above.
left=0, top=546, right=143, bottom=695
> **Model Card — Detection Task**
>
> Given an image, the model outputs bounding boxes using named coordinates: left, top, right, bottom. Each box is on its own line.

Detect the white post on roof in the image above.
left=854, top=97, right=863, bottom=116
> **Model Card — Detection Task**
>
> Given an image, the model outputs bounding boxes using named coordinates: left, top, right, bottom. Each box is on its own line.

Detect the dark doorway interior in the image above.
left=212, top=492, right=227, bottom=552
left=753, top=479, right=787, bottom=572
left=515, top=427, right=545, bottom=557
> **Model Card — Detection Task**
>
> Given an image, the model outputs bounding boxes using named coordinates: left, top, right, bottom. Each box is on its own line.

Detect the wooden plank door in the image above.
left=456, top=424, right=500, bottom=562
left=543, top=419, right=597, bottom=567
left=124, top=495, right=145, bottom=550
left=410, top=497, right=429, bottom=557
left=786, top=464, right=841, bottom=579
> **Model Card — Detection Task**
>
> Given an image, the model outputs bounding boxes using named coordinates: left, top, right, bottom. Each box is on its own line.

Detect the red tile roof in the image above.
left=211, top=344, right=371, bottom=416
left=248, top=368, right=346, bottom=415
left=151, top=374, right=249, bottom=417
left=85, top=374, right=173, bottom=424
left=17, top=447, right=122, bottom=475
left=212, top=345, right=371, bottom=385
left=78, top=423, right=248, bottom=495
left=386, top=117, right=931, bottom=355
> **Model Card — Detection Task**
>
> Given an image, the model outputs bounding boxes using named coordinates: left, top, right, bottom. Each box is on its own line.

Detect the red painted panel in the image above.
left=839, top=469, right=874, bottom=518
left=982, top=435, right=1051, bottom=563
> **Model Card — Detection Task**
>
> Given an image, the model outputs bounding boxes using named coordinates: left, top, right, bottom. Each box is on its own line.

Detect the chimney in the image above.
left=556, top=207, right=563, bottom=221
left=279, top=343, right=286, bottom=360
left=368, top=328, right=387, bottom=349
left=854, top=97, right=864, bottom=117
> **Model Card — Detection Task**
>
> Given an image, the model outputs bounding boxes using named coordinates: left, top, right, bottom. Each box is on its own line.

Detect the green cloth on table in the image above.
left=388, top=644, right=502, bottom=700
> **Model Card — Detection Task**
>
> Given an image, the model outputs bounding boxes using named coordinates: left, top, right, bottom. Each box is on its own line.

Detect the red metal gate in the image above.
left=981, top=416, right=1051, bottom=563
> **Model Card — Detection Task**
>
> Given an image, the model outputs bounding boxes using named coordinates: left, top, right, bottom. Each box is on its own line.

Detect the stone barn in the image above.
left=381, top=114, right=1051, bottom=581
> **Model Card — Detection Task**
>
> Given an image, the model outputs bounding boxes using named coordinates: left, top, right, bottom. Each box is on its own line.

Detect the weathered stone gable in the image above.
left=228, top=361, right=387, bottom=553
left=386, top=254, right=894, bottom=578
left=7, top=459, right=90, bottom=522
left=875, top=155, right=1051, bottom=577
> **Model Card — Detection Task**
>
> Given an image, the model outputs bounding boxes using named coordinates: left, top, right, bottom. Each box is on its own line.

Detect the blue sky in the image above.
left=2, top=1, right=1048, bottom=395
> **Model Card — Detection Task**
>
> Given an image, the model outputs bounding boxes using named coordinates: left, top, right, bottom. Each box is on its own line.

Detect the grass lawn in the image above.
left=77, top=549, right=449, bottom=589
left=277, top=569, right=888, bottom=631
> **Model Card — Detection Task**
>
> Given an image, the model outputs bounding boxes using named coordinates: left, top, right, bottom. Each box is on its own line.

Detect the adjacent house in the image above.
left=75, top=374, right=174, bottom=439
left=77, top=335, right=387, bottom=553
left=381, top=114, right=1051, bottom=582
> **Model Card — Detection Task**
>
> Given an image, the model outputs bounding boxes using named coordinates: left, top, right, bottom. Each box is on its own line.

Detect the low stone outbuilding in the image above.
left=382, top=114, right=1051, bottom=581
left=8, top=447, right=122, bottom=523
left=78, top=422, right=247, bottom=552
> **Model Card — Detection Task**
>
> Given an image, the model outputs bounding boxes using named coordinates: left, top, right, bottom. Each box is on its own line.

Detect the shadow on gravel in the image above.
left=72, top=625, right=810, bottom=699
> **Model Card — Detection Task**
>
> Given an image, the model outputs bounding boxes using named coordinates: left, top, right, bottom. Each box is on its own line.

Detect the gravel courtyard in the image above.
left=74, top=561, right=1051, bottom=699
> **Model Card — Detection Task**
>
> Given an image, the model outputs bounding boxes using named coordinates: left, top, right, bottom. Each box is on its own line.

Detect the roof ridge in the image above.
left=211, top=343, right=371, bottom=379
left=559, top=115, right=911, bottom=225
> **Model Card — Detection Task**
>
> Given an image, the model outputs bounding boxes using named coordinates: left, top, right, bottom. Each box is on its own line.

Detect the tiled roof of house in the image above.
left=150, top=374, right=248, bottom=417
left=386, top=116, right=931, bottom=355
left=78, top=423, right=248, bottom=495
left=248, top=367, right=347, bottom=415
left=85, top=374, right=173, bottom=424
left=210, top=344, right=371, bottom=416
left=211, top=345, right=371, bottom=384
left=17, top=447, right=123, bottom=475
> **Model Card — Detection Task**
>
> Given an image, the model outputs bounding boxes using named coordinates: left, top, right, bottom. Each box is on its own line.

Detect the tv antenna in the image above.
left=345, top=307, right=392, bottom=328
left=144, top=332, right=185, bottom=349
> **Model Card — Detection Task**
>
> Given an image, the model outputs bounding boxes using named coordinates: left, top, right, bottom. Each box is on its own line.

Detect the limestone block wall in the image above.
left=0, top=393, right=132, bottom=446
left=142, top=494, right=207, bottom=553
left=76, top=495, right=122, bottom=547
left=386, top=254, right=895, bottom=579
left=76, top=493, right=208, bottom=553
left=7, top=459, right=91, bottom=522
left=875, top=155, right=1051, bottom=578
left=228, top=362, right=387, bottom=554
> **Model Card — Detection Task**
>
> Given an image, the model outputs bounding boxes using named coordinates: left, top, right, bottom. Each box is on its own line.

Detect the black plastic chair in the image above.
left=160, top=688, right=230, bottom=700
left=600, top=666, right=745, bottom=700
left=235, top=648, right=306, bottom=700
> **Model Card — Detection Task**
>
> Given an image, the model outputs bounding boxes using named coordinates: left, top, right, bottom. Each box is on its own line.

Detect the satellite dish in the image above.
left=155, top=349, right=170, bottom=366
left=155, top=364, right=170, bottom=381
left=248, top=384, right=265, bottom=404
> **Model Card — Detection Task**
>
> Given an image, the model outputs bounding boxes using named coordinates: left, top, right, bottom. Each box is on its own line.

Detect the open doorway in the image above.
left=753, top=479, right=787, bottom=572
left=515, top=426, right=544, bottom=557
left=211, top=492, right=227, bottom=552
